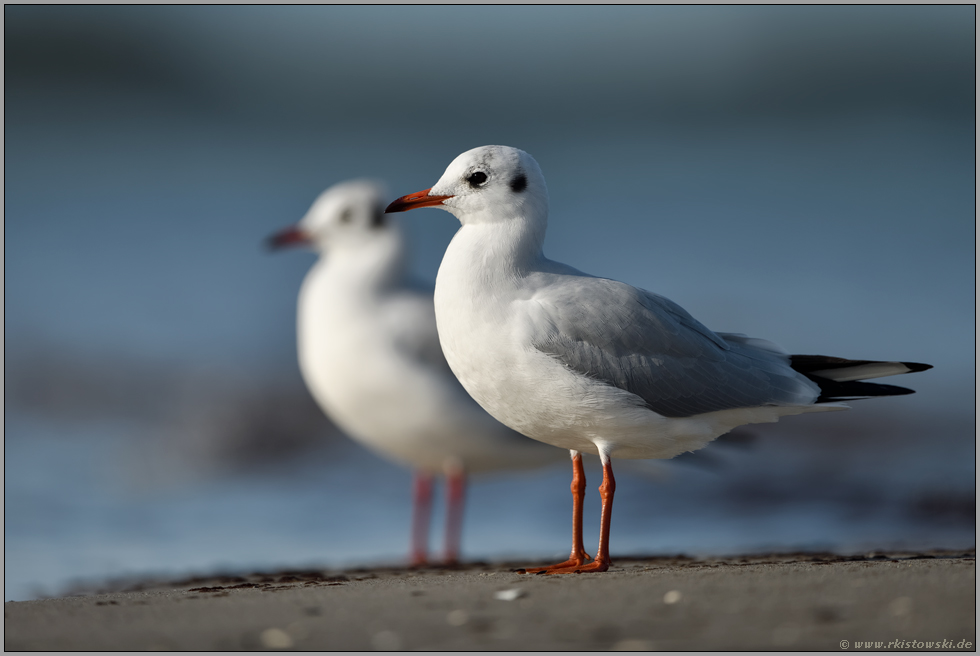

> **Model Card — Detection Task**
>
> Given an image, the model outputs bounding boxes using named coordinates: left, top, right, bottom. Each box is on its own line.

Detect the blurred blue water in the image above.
left=6, top=403, right=973, bottom=602
left=5, top=6, right=974, bottom=602
left=6, top=116, right=973, bottom=383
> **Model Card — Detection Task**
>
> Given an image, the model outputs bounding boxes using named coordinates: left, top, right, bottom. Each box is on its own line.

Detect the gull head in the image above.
left=386, top=146, right=549, bottom=227
left=267, top=179, right=392, bottom=253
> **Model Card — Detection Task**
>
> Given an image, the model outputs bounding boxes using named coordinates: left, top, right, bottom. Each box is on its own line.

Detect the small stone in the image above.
left=260, top=628, right=294, bottom=649
left=494, top=588, right=526, bottom=601
left=663, top=590, right=682, bottom=604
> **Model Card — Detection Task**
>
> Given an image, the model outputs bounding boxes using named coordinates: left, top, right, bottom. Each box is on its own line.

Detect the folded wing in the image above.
left=528, top=275, right=821, bottom=418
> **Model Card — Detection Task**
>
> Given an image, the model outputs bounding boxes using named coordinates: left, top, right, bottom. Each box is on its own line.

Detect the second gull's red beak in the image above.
left=385, top=188, right=452, bottom=214
left=265, top=225, right=311, bottom=250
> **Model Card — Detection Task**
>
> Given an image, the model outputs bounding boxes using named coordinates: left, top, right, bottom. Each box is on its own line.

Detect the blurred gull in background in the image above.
left=387, top=145, right=933, bottom=573
left=268, top=180, right=562, bottom=565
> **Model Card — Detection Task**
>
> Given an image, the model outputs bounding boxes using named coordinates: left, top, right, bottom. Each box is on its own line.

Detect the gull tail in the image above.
left=790, top=355, right=933, bottom=403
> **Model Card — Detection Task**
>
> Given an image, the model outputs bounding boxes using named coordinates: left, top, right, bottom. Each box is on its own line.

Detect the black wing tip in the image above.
left=790, top=355, right=934, bottom=376
left=815, top=380, right=917, bottom=403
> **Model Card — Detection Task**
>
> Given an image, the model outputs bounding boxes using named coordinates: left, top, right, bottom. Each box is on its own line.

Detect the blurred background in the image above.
left=5, top=6, right=974, bottom=601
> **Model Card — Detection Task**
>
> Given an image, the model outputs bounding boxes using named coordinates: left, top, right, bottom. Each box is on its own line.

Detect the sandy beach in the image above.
left=4, top=550, right=974, bottom=651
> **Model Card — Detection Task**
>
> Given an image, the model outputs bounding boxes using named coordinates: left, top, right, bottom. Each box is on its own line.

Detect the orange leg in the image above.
left=410, top=471, right=433, bottom=566
left=521, top=451, right=593, bottom=574
left=444, top=467, right=466, bottom=565
left=530, top=452, right=616, bottom=574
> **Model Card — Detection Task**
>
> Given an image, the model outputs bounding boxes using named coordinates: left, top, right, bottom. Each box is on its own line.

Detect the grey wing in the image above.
left=530, top=276, right=819, bottom=417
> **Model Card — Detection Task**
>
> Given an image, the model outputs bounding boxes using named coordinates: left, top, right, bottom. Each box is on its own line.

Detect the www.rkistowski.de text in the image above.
left=841, top=639, right=972, bottom=650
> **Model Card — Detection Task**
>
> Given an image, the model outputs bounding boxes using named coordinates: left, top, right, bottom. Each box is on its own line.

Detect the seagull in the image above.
left=268, top=179, right=562, bottom=566
left=385, top=146, right=932, bottom=574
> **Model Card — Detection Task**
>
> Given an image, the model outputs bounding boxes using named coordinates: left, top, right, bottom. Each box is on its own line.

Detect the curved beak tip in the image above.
left=383, top=199, right=404, bottom=214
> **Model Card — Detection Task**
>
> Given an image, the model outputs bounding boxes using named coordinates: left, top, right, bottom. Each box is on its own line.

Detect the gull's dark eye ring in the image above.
left=467, top=171, right=488, bottom=187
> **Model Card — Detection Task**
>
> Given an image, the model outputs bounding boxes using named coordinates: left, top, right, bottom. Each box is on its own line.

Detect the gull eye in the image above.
left=371, top=204, right=386, bottom=229
left=467, top=171, right=488, bottom=188
left=339, top=208, right=353, bottom=224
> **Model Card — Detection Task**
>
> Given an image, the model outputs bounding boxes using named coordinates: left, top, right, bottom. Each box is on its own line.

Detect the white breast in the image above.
left=434, top=225, right=606, bottom=452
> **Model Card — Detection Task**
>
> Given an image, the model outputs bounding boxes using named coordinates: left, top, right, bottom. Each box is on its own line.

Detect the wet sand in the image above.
left=4, top=550, right=974, bottom=651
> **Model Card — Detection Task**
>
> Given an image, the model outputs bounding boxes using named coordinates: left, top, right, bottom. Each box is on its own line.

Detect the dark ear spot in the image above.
left=371, top=203, right=386, bottom=229
left=510, top=173, right=527, bottom=193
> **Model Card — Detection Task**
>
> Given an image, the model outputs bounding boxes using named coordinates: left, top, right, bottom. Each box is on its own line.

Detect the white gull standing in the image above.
left=268, top=179, right=562, bottom=565
left=385, top=146, right=932, bottom=573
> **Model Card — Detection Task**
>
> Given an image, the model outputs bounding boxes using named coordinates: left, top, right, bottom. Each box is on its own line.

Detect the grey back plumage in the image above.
left=530, top=275, right=820, bottom=418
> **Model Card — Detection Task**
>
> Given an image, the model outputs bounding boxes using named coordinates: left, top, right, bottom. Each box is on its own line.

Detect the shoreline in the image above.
left=5, top=549, right=974, bottom=650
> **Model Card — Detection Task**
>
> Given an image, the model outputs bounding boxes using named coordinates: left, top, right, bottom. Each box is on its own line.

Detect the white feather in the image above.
left=810, top=362, right=912, bottom=382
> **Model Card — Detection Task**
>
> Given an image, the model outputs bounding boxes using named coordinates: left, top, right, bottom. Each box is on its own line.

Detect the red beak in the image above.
left=265, top=226, right=311, bottom=250
left=385, top=188, right=452, bottom=213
